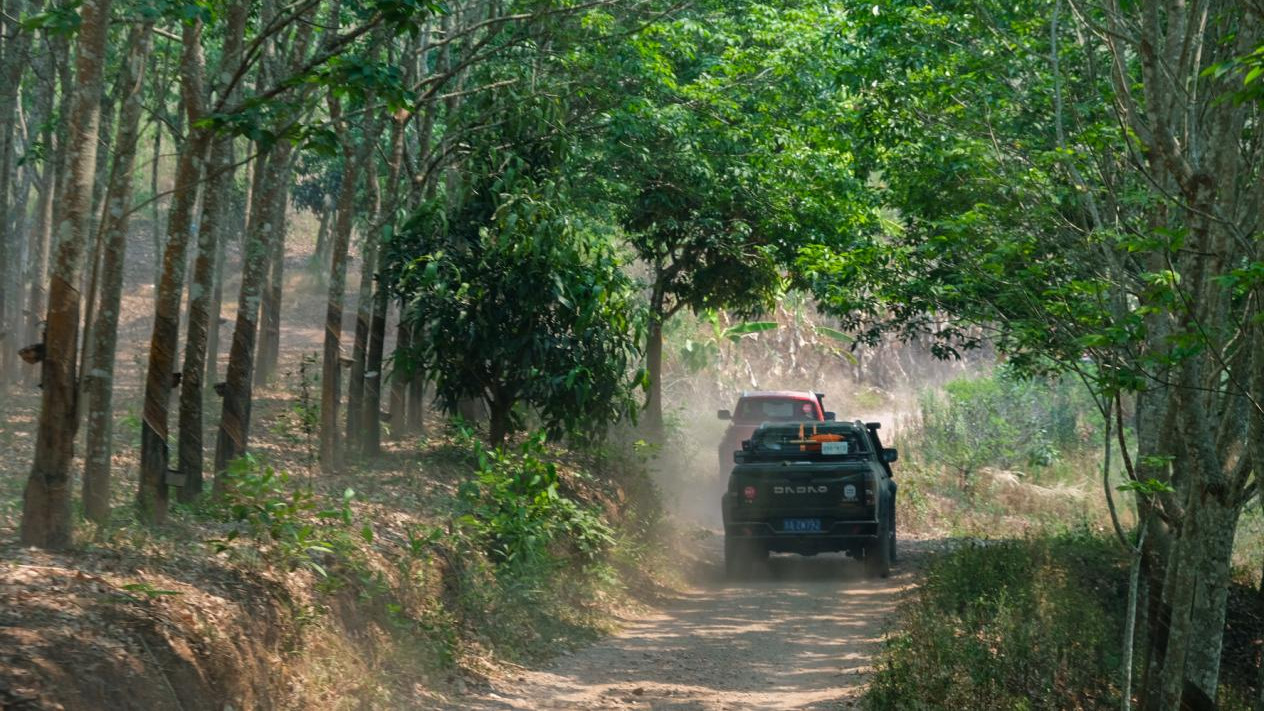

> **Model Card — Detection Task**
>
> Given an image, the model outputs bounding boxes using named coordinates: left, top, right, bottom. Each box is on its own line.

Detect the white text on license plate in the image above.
left=783, top=518, right=821, bottom=532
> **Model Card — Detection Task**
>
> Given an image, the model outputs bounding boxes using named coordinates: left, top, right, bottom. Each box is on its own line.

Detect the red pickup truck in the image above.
left=716, top=390, right=833, bottom=475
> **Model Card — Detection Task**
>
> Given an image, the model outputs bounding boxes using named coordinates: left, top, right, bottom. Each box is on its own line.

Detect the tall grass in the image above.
left=894, top=368, right=1114, bottom=538
left=867, top=534, right=1127, bottom=710
left=913, top=368, right=1103, bottom=484
left=876, top=370, right=1262, bottom=709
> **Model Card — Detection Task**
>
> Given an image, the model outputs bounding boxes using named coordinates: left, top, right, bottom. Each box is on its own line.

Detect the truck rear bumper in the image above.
left=724, top=522, right=878, bottom=556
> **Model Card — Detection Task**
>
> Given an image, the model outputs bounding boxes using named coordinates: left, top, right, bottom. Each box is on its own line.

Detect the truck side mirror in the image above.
left=823, top=411, right=836, bottom=421
left=882, top=448, right=898, bottom=464
left=718, top=409, right=732, bottom=420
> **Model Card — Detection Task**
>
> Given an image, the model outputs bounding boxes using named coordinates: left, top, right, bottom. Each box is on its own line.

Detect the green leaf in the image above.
left=722, top=321, right=779, bottom=342
left=815, top=326, right=853, bottom=343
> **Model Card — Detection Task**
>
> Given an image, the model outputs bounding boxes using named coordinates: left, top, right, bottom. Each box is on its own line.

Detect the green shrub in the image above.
left=404, top=430, right=647, bottom=663
left=208, top=455, right=367, bottom=578
left=456, top=431, right=614, bottom=571
left=867, top=534, right=1126, bottom=710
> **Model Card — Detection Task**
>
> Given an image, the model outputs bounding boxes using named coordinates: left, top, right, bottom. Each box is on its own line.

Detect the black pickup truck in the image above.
left=720, top=420, right=898, bottom=579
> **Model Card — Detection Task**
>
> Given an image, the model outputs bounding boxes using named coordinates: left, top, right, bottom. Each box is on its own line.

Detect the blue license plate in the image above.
left=782, top=518, right=822, bottom=533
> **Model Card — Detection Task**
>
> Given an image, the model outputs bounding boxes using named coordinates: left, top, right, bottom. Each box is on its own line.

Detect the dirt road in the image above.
left=449, top=536, right=923, bottom=711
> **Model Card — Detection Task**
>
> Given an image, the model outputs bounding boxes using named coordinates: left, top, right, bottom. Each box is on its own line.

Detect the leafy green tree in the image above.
left=587, top=0, right=868, bottom=433
left=395, top=173, right=643, bottom=445
left=798, top=0, right=1262, bottom=705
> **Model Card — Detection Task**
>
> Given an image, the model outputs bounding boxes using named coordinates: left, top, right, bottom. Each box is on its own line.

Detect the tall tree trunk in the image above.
left=138, top=19, right=208, bottom=524
left=363, top=276, right=388, bottom=453
left=176, top=145, right=224, bottom=500
left=23, top=129, right=55, bottom=388
left=20, top=0, right=112, bottom=548
left=0, top=0, right=33, bottom=389
left=82, top=21, right=153, bottom=525
left=389, top=320, right=410, bottom=439
left=254, top=182, right=287, bottom=387
left=363, top=111, right=407, bottom=456
left=320, top=93, right=367, bottom=473
left=23, top=46, right=58, bottom=388
left=214, top=142, right=291, bottom=480
left=347, top=234, right=372, bottom=450
left=1252, top=308, right=1264, bottom=711
left=149, top=128, right=163, bottom=286
left=407, top=365, right=424, bottom=431
left=348, top=171, right=382, bottom=453
left=177, top=6, right=245, bottom=500
left=209, top=0, right=317, bottom=477
left=1256, top=552, right=1264, bottom=711
left=311, top=191, right=333, bottom=276
left=1180, top=496, right=1241, bottom=700
left=204, top=187, right=229, bottom=386
left=76, top=74, right=122, bottom=419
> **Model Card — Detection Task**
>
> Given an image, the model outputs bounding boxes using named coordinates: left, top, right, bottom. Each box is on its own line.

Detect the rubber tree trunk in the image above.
left=23, top=80, right=56, bottom=388
left=389, top=320, right=410, bottom=440
left=363, top=279, right=388, bottom=453
left=1256, top=554, right=1264, bottom=711
left=204, top=193, right=229, bottom=386
left=177, top=1, right=245, bottom=502
left=320, top=93, right=368, bottom=473
left=82, top=21, right=154, bottom=525
left=149, top=111, right=163, bottom=286
left=312, top=191, right=333, bottom=275
left=1252, top=313, right=1264, bottom=711
left=214, top=142, right=291, bottom=482
left=20, top=0, right=112, bottom=549
left=254, top=184, right=287, bottom=387
left=0, top=0, right=33, bottom=389
left=138, top=19, right=208, bottom=524
left=88, top=77, right=117, bottom=242
left=176, top=138, right=230, bottom=501
left=76, top=72, right=122, bottom=421
left=408, top=368, right=424, bottom=431
left=362, top=111, right=406, bottom=456
left=348, top=199, right=376, bottom=450
left=1180, top=496, right=1241, bottom=701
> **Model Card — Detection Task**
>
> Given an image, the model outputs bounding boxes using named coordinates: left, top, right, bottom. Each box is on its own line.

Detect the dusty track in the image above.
left=448, top=535, right=927, bottom=710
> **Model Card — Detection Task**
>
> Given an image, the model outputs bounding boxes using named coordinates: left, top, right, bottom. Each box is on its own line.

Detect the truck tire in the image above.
left=889, top=502, right=898, bottom=563
left=865, top=520, right=892, bottom=579
left=724, top=536, right=748, bottom=580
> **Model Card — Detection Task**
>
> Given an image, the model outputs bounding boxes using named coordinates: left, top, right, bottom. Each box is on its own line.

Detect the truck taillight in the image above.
left=865, top=482, right=875, bottom=506
left=743, top=486, right=757, bottom=502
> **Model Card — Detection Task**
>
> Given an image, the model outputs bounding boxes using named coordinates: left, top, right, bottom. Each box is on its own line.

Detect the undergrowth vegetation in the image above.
left=874, top=369, right=1263, bottom=709
left=8, top=421, right=671, bottom=708
left=868, top=534, right=1127, bottom=710
left=866, top=371, right=1134, bottom=709
left=894, top=368, right=1113, bottom=538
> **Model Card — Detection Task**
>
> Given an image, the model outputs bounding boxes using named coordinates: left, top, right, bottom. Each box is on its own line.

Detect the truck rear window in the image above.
left=746, top=424, right=869, bottom=456
left=735, top=398, right=816, bottom=422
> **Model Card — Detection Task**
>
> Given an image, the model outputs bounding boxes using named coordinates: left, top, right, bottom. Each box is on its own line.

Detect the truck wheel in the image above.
left=724, top=536, right=748, bottom=580
left=889, top=503, right=898, bottom=563
left=865, top=520, right=892, bottom=579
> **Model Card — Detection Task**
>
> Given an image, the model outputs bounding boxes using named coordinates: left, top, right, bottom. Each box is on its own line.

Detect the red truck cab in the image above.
left=716, top=390, right=833, bottom=476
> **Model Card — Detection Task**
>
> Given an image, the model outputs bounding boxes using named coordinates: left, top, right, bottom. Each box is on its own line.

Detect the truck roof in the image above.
left=738, top=390, right=822, bottom=400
